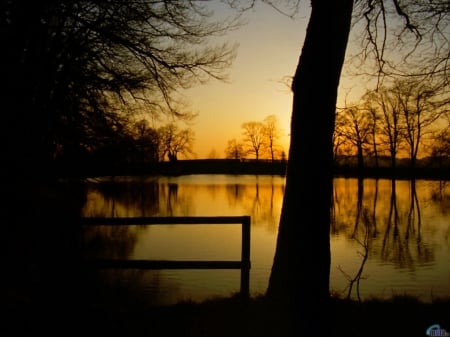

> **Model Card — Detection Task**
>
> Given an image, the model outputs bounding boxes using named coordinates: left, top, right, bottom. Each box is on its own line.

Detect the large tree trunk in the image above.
left=266, top=1, right=353, bottom=335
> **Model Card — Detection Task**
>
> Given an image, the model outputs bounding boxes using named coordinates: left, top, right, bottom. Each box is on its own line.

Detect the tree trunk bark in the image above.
left=357, top=142, right=364, bottom=176
left=266, top=1, right=353, bottom=335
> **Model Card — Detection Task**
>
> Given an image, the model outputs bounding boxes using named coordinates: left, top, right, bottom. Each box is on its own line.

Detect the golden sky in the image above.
left=181, top=3, right=367, bottom=159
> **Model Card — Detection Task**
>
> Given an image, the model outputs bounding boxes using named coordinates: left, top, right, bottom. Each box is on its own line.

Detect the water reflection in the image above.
left=81, top=175, right=450, bottom=304
left=331, top=178, right=449, bottom=301
left=337, top=179, right=436, bottom=271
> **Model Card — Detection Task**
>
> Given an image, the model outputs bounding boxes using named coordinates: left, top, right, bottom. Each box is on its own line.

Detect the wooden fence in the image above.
left=80, top=216, right=251, bottom=298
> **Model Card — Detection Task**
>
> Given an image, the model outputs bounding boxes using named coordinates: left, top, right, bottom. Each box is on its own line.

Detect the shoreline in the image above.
left=66, top=159, right=450, bottom=181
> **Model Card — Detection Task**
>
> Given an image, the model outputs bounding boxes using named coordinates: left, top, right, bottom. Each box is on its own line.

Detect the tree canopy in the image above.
left=2, top=1, right=238, bottom=176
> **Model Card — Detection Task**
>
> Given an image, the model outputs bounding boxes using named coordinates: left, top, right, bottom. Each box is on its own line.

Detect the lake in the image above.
left=81, top=174, right=450, bottom=305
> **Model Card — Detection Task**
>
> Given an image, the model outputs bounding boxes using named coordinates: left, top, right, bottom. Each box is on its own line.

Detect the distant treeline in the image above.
left=154, top=159, right=288, bottom=176
left=68, top=157, right=450, bottom=180
left=334, top=155, right=450, bottom=180
left=73, top=159, right=287, bottom=177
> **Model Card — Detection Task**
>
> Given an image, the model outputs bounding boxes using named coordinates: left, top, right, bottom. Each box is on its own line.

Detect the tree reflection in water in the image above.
left=332, top=178, right=447, bottom=301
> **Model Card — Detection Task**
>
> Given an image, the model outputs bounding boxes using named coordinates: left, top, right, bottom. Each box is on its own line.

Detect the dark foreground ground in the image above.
left=5, top=287, right=450, bottom=337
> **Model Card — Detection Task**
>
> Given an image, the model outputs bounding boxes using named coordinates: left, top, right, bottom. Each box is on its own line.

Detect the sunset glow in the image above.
left=180, top=3, right=310, bottom=158
left=180, top=3, right=370, bottom=159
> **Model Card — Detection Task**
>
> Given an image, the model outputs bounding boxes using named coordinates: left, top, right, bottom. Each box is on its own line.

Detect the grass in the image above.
left=6, top=287, right=448, bottom=337
left=82, top=293, right=450, bottom=337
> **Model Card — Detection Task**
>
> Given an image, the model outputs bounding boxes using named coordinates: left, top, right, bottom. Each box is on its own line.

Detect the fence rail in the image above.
left=80, top=215, right=251, bottom=298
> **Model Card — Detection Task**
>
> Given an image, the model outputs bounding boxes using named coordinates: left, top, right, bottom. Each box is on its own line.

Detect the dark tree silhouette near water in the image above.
left=265, top=2, right=354, bottom=335
left=2, top=1, right=238, bottom=178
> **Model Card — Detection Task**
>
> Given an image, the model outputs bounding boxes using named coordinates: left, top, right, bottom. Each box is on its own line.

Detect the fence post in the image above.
left=240, top=216, right=251, bottom=298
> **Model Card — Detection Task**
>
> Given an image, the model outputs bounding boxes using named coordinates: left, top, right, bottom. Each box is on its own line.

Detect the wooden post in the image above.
left=240, top=216, right=251, bottom=298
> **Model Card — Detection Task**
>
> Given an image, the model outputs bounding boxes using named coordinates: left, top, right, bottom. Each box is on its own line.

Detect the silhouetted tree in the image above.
left=3, top=1, right=238, bottom=176
left=241, top=121, right=266, bottom=160
left=335, top=105, right=372, bottom=172
left=266, top=2, right=354, bottom=335
left=392, top=79, right=447, bottom=169
left=225, top=138, right=245, bottom=159
left=367, top=87, right=404, bottom=170
left=263, top=114, right=284, bottom=161
left=362, top=91, right=383, bottom=169
left=158, top=123, right=195, bottom=162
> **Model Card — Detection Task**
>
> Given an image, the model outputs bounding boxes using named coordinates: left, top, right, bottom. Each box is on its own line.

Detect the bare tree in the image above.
left=362, top=79, right=448, bottom=170
left=392, top=79, right=448, bottom=169
left=241, top=121, right=266, bottom=160
left=263, top=114, right=284, bottom=162
left=368, top=87, right=404, bottom=170
left=362, top=91, right=383, bottom=169
left=335, top=105, right=372, bottom=171
left=225, top=139, right=245, bottom=159
left=158, top=123, right=195, bottom=162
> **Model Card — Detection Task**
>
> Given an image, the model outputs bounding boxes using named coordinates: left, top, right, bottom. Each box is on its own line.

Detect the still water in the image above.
left=81, top=175, right=450, bottom=305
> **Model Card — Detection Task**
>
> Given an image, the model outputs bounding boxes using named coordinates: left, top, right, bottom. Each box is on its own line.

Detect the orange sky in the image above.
left=179, top=3, right=366, bottom=159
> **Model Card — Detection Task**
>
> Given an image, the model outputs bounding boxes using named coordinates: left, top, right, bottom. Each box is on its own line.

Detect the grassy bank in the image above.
left=7, top=289, right=449, bottom=337
left=101, top=295, right=450, bottom=337
left=86, top=294, right=450, bottom=337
